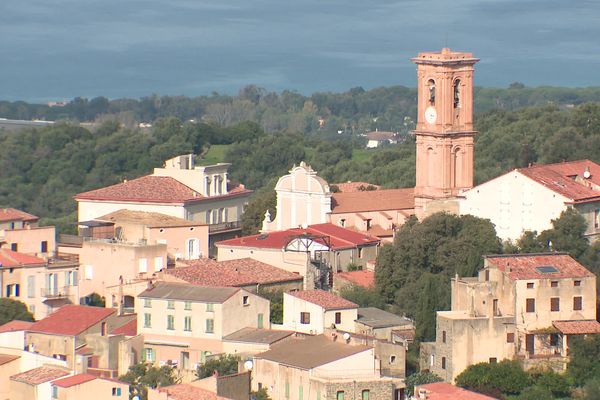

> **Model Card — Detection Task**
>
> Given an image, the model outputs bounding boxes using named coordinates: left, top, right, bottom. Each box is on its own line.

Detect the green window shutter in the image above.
left=285, top=382, right=290, bottom=399
left=299, top=385, right=303, bottom=400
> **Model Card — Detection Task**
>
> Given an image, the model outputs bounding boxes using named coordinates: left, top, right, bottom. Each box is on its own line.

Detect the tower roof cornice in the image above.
left=412, top=48, right=479, bottom=66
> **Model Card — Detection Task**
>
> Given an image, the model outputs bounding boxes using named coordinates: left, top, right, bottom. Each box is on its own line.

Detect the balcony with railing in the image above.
left=41, top=286, right=71, bottom=299
left=208, top=220, right=242, bottom=234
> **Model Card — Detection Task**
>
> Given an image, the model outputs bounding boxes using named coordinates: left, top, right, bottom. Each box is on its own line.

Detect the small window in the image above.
left=184, top=301, right=192, bottom=310
left=335, top=312, right=341, bottom=325
left=551, top=281, right=558, bottom=288
left=52, top=385, right=58, bottom=399
left=112, top=387, right=122, bottom=396
left=10, top=243, right=17, bottom=251
left=362, top=390, right=370, bottom=400
left=206, top=318, right=214, bottom=333
left=144, top=348, right=155, bottom=362
left=389, top=355, right=396, bottom=364
left=184, top=316, right=192, bottom=332
left=300, top=312, right=310, bottom=324
left=206, top=303, right=214, bottom=312
left=299, top=386, right=303, bottom=400
left=551, top=297, right=560, bottom=312
left=167, top=300, right=175, bottom=309
left=144, top=299, right=152, bottom=308
left=507, top=333, right=515, bottom=343
left=167, top=315, right=174, bottom=330
left=243, top=295, right=249, bottom=306
left=489, top=357, right=497, bottom=364
left=441, top=357, right=446, bottom=369
left=41, top=241, right=48, bottom=253
left=527, top=282, right=534, bottom=289
left=285, top=382, right=290, bottom=399
left=138, top=258, right=148, bottom=274
left=358, top=247, right=363, bottom=258
left=574, top=280, right=581, bottom=287
left=336, top=391, right=345, bottom=400
left=526, top=298, right=535, bottom=313
left=144, top=313, right=151, bottom=328
left=442, top=330, right=446, bottom=343
left=573, top=296, right=583, bottom=311
left=485, top=270, right=490, bottom=281
left=550, top=333, right=559, bottom=347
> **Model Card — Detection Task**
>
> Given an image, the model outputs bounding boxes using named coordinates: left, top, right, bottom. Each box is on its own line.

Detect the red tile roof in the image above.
left=336, top=270, right=375, bottom=288
left=517, top=159, right=600, bottom=203
left=110, top=318, right=138, bottom=336
left=169, top=258, right=303, bottom=287
left=10, top=366, right=70, bottom=385
left=0, top=319, right=34, bottom=333
left=0, top=208, right=39, bottom=223
left=0, top=249, right=46, bottom=268
left=52, top=373, right=97, bottom=388
left=156, top=384, right=230, bottom=400
left=416, top=382, right=498, bottom=400
left=75, top=175, right=251, bottom=204
left=553, top=320, right=600, bottom=335
left=217, top=223, right=380, bottom=251
left=333, top=182, right=381, bottom=193
left=288, top=290, right=358, bottom=310
left=29, top=305, right=116, bottom=336
left=485, top=253, right=594, bottom=280
left=0, top=354, right=20, bottom=366
left=331, top=188, right=414, bottom=213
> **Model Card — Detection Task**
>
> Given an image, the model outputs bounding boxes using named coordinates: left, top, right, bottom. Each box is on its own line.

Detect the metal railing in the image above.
left=41, top=286, right=71, bottom=298
left=208, top=220, right=242, bottom=233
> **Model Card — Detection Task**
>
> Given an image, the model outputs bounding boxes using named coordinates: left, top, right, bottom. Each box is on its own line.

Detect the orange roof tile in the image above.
left=553, top=320, right=600, bottom=335
left=217, top=223, right=379, bottom=251
left=156, top=384, right=230, bottom=400
left=0, top=319, right=34, bottom=333
left=0, top=354, right=20, bottom=366
left=110, top=319, right=137, bottom=337
left=10, top=366, right=70, bottom=385
left=52, top=373, right=97, bottom=388
left=336, top=270, right=375, bottom=288
left=289, top=290, right=358, bottom=310
left=331, top=188, right=414, bottom=213
left=29, top=305, right=116, bottom=336
left=485, top=253, right=594, bottom=280
left=416, top=382, right=498, bottom=400
left=333, top=182, right=381, bottom=193
left=169, top=258, right=303, bottom=287
left=0, top=249, right=46, bottom=268
left=75, top=176, right=251, bottom=204
left=0, top=208, right=38, bottom=223
left=517, top=159, right=600, bottom=203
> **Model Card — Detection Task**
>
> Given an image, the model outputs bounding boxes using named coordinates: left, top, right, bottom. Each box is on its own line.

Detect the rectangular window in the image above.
left=489, top=357, right=497, bottom=364
left=573, top=296, right=583, bottom=311
left=550, top=333, right=559, bottom=347
left=138, top=258, right=148, bottom=274
left=574, top=280, right=581, bottom=287
left=441, top=357, right=446, bottom=369
left=205, top=319, right=214, bottom=333
left=507, top=332, right=515, bottom=343
left=10, top=243, right=17, bottom=251
left=526, top=298, right=535, bottom=313
left=335, top=312, right=341, bottom=325
left=167, top=300, right=175, bottom=309
left=144, top=313, right=152, bottom=328
left=285, top=382, right=290, bottom=399
left=551, top=281, right=558, bottom=288
left=206, top=303, right=214, bottom=312
left=243, top=295, right=249, bottom=306
left=184, top=316, right=192, bottom=332
left=300, top=312, right=310, bottom=324
left=167, top=315, right=174, bottom=330
left=361, top=390, right=369, bottom=400
left=144, top=299, right=152, bottom=308
left=27, top=275, right=35, bottom=298
left=527, top=282, right=534, bottom=289
left=144, top=348, right=155, bottom=362
left=299, top=386, right=303, bottom=400
left=184, top=301, right=192, bottom=311
left=336, top=391, right=344, bottom=400
left=41, top=241, right=48, bottom=253
left=442, top=330, right=446, bottom=343
left=112, top=387, right=122, bottom=396
left=551, top=297, right=560, bottom=312
left=154, top=257, right=164, bottom=272
left=85, top=265, right=93, bottom=280
left=52, top=385, right=58, bottom=399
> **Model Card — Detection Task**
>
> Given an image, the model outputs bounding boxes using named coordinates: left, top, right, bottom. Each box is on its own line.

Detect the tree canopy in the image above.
left=119, top=362, right=178, bottom=400
left=0, top=298, right=35, bottom=325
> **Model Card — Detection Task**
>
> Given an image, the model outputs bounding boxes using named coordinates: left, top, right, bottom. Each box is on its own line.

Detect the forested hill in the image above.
left=2, top=84, right=600, bottom=137
left=1, top=91, right=600, bottom=234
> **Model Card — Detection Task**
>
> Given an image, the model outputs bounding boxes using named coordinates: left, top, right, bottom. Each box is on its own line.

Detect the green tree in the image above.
left=119, top=362, right=178, bottom=400
left=538, top=208, right=589, bottom=259
left=0, top=298, right=35, bottom=325
left=241, top=184, right=277, bottom=235
left=404, top=371, right=442, bottom=397
left=257, top=289, right=284, bottom=324
left=455, top=360, right=530, bottom=398
left=196, top=354, right=239, bottom=379
left=251, top=387, right=272, bottom=400
left=567, top=334, right=600, bottom=386
left=338, top=285, right=386, bottom=309
left=583, top=378, right=600, bottom=400
left=516, top=385, right=554, bottom=400
left=529, top=369, right=571, bottom=398
left=84, top=293, right=106, bottom=307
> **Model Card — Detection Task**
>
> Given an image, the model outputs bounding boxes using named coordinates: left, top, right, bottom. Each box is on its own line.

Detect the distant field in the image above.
left=352, top=148, right=377, bottom=162
left=197, top=144, right=230, bottom=165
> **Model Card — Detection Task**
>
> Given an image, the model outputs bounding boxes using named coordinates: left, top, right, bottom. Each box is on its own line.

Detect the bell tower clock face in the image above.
left=425, top=106, right=437, bottom=124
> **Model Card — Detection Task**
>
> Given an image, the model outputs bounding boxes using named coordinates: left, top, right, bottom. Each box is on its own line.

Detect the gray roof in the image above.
left=356, top=307, right=413, bottom=329
left=255, top=335, right=371, bottom=369
left=138, top=282, right=239, bottom=303
left=223, top=328, right=294, bottom=344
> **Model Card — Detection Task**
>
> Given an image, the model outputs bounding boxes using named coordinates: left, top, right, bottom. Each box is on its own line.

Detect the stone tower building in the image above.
left=412, top=48, right=479, bottom=219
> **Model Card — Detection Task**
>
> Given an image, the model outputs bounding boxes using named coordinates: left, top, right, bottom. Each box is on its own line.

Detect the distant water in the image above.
left=2, top=0, right=600, bottom=102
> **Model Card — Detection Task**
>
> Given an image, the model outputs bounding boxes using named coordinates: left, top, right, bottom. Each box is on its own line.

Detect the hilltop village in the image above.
left=1, top=49, right=599, bottom=400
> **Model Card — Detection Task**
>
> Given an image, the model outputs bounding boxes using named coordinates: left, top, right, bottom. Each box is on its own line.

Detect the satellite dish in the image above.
left=244, top=360, right=254, bottom=370
left=343, top=332, right=351, bottom=341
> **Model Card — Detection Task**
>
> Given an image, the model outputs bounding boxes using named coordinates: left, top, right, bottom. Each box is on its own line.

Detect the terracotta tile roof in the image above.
left=10, top=366, right=70, bottom=385
left=0, top=249, right=46, bottom=268
left=52, top=373, right=97, bottom=388
left=110, top=318, right=138, bottom=337
left=169, top=258, right=303, bottom=287
left=289, top=290, right=358, bottom=310
left=223, top=327, right=294, bottom=344
left=333, top=182, right=381, bottom=193
left=217, top=223, right=380, bottom=251
left=29, top=305, right=116, bottom=336
left=75, top=176, right=251, bottom=204
left=416, top=382, right=498, bottom=400
left=336, top=270, right=375, bottom=288
left=0, top=319, right=34, bottom=333
left=97, top=209, right=206, bottom=228
left=156, top=384, right=230, bottom=400
left=517, top=159, right=600, bottom=203
left=138, top=282, right=239, bottom=303
left=0, top=208, right=39, bottom=223
left=0, top=354, right=20, bottom=366
left=553, top=320, right=600, bottom=335
left=331, top=188, right=414, bottom=213
left=485, top=253, right=595, bottom=280
left=364, top=224, right=394, bottom=238
left=75, top=346, right=94, bottom=355
left=256, top=334, right=371, bottom=369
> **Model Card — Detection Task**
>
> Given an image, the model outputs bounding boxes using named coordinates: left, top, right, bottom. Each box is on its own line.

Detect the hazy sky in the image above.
left=2, top=0, right=600, bottom=101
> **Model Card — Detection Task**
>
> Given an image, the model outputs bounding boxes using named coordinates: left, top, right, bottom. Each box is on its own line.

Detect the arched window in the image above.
left=427, top=79, right=436, bottom=105
left=427, top=147, right=435, bottom=186
left=452, top=147, right=463, bottom=187
left=186, top=238, right=199, bottom=260
left=453, top=79, right=461, bottom=108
